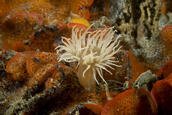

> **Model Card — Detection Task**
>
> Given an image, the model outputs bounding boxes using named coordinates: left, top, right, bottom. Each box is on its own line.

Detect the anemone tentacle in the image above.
left=56, top=25, right=122, bottom=90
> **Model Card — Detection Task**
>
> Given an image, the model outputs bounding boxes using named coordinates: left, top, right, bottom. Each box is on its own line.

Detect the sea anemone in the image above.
left=55, top=25, right=122, bottom=90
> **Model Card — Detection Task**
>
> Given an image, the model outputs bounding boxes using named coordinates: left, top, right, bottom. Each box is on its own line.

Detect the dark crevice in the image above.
left=131, top=0, right=141, bottom=24
left=144, top=24, right=152, bottom=39
left=148, top=3, right=156, bottom=25
left=143, top=6, right=148, bottom=19
left=123, top=13, right=131, bottom=23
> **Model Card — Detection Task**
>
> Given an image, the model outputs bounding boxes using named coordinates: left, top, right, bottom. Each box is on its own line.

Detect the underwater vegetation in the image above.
left=0, top=0, right=172, bottom=115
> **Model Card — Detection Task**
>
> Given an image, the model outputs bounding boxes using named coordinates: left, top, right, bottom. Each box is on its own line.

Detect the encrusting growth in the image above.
left=55, top=25, right=122, bottom=91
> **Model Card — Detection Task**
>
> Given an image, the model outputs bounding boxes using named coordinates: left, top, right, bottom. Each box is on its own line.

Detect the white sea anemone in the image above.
left=55, top=25, right=122, bottom=90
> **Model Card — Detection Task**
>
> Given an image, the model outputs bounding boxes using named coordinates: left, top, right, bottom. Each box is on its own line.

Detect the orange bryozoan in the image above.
left=55, top=26, right=122, bottom=91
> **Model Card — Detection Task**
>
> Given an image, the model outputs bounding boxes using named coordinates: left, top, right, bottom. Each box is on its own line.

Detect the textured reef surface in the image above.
left=0, top=0, right=172, bottom=115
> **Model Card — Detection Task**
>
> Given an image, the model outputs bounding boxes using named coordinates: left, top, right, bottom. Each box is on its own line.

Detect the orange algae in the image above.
left=101, top=88, right=157, bottom=115
left=84, top=103, right=102, bottom=115
left=0, top=1, right=49, bottom=50
left=44, top=69, right=61, bottom=89
left=26, top=52, right=57, bottom=77
left=6, top=52, right=34, bottom=80
left=26, top=63, right=56, bottom=88
left=160, top=0, right=172, bottom=15
left=29, top=30, right=58, bottom=52
left=160, top=25, right=172, bottom=58
left=128, top=51, right=148, bottom=85
left=46, top=0, right=94, bottom=20
left=0, top=0, right=94, bottom=25
left=161, top=25, right=172, bottom=41
left=157, top=61, right=172, bottom=78
left=0, top=0, right=29, bottom=20
left=12, top=41, right=31, bottom=52
left=0, top=0, right=94, bottom=51
left=70, top=0, right=94, bottom=20
left=152, top=75, right=172, bottom=115
left=6, top=53, right=26, bottom=81
left=6, top=51, right=58, bottom=83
